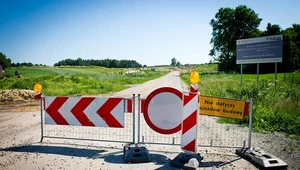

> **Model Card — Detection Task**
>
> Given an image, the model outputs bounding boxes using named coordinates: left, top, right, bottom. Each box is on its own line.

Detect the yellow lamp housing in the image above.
left=34, top=83, right=42, bottom=93
left=189, top=71, right=199, bottom=85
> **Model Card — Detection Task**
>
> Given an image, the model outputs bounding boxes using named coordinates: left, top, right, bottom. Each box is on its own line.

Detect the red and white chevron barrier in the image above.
left=181, top=91, right=199, bottom=153
left=44, top=97, right=130, bottom=128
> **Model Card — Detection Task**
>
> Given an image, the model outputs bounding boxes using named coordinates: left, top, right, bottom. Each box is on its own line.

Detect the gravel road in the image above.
left=0, top=71, right=299, bottom=170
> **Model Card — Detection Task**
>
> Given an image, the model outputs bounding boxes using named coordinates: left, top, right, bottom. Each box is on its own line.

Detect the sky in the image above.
left=0, top=0, right=299, bottom=66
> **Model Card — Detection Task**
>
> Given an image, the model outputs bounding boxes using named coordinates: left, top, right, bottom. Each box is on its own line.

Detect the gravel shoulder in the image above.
left=0, top=71, right=299, bottom=169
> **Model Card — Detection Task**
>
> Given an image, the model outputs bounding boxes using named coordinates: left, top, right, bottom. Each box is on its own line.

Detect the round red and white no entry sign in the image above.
left=143, top=87, right=183, bottom=134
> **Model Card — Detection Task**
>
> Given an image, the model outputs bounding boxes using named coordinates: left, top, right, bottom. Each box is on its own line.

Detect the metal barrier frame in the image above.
left=137, top=94, right=183, bottom=146
left=137, top=94, right=253, bottom=149
left=38, top=93, right=253, bottom=150
left=39, top=94, right=136, bottom=144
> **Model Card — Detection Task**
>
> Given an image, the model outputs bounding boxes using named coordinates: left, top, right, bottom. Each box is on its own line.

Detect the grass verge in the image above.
left=181, top=66, right=300, bottom=136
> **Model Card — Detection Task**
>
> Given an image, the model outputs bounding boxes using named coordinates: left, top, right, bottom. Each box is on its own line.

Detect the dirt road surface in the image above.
left=0, top=71, right=299, bottom=169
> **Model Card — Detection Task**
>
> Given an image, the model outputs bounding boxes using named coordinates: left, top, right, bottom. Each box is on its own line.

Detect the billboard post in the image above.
left=275, top=62, right=278, bottom=87
left=240, top=64, right=243, bottom=87
left=257, top=63, right=259, bottom=83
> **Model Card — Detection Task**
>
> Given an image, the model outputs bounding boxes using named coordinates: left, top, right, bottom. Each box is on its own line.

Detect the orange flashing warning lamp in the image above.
left=34, top=83, right=42, bottom=93
left=189, top=70, right=199, bottom=85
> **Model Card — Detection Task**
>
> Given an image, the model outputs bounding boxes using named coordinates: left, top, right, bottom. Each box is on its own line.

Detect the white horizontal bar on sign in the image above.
left=236, top=35, right=283, bottom=45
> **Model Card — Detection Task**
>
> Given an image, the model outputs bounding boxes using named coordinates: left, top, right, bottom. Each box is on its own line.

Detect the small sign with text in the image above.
left=199, top=96, right=246, bottom=119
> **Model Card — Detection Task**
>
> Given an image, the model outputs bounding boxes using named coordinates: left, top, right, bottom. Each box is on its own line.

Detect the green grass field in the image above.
left=0, top=66, right=168, bottom=96
left=181, top=64, right=300, bottom=136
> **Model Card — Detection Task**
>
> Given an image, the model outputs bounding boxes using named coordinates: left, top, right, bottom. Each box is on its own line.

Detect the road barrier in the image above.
left=137, top=94, right=252, bottom=149
left=40, top=95, right=135, bottom=144
left=38, top=89, right=253, bottom=150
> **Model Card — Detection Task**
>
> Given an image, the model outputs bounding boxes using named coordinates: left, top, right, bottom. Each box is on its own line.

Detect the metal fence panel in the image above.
left=197, top=115, right=249, bottom=148
left=137, top=95, right=252, bottom=149
left=41, top=97, right=135, bottom=144
left=137, top=95, right=181, bottom=145
left=39, top=93, right=253, bottom=149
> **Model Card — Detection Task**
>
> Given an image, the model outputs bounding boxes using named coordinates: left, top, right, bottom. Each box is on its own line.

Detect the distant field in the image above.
left=181, top=64, right=300, bottom=136
left=0, top=66, right=168, bottom=96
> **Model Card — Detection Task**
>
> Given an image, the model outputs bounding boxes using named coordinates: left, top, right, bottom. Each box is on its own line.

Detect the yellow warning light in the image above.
left=34, top=83, right=42, bottom=93
left=190, top=71, right=199, bottom=85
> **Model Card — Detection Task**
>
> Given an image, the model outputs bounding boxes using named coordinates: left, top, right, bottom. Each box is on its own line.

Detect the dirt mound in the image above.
left=0, top=89, right=39, bottom=112
left=0, top=89, right=36, bottom=102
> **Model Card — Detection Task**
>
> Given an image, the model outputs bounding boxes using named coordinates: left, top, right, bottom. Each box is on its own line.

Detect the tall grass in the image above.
left=0, top=67, right=167, bottom=96
left=181, top=67, right=300, bottom=136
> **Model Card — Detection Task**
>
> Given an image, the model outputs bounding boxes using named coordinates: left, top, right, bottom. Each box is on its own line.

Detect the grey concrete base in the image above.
left=236, top=148, right=288, bottom=170
left=170, top=152, right=203, bottom=170
left=123, top=143, right=151, bottom=163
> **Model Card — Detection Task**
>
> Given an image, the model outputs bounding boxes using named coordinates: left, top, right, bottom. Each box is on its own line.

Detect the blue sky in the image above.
left=0, top=0, right=299, bottom=66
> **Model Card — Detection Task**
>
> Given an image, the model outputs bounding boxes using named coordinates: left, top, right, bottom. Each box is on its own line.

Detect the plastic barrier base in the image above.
left=170, top=152, right=203, bottom=170
left=236, top=148, right=288, bottom=170
left=123, top=143, right=151, bottom=163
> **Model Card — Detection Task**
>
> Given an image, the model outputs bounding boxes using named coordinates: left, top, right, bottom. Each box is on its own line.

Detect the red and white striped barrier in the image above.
left=181, top=91, right=199, bottom=153
left=44, top=97, right=132, bottom=128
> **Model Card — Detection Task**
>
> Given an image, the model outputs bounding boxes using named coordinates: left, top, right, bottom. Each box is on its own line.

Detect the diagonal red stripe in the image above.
left=97, top=98, right=123, bottom=128
left=127, top=99, right=132, bottom=113
left=244, top=102, right=249, bottom=117
left=182, top=110, right=197, bottom=134
left=141, top=99, right=145, bottom=113
left=45, top=97, right=69, bottom=125
left=183, top=139, right=196, bottom=152
left=71, top=97, right=95, bottom=126
left=183, top=93, right=197, bottom=106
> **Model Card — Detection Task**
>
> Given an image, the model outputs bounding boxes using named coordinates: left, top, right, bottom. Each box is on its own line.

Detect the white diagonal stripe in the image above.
left=44, top=111, right=56, bottom=125
left=44, top=97, right=56, bottom=124
left=183, top=94, right=198, bottom=120
left=84, top=98, right=108, bottom=127
left=181, top=125, right=197, bottom=149
left=111, top=99, right=124, bottom=127
left=44, top=96, right=55, bottom=109
left=59, top=97, right=81, bottom=126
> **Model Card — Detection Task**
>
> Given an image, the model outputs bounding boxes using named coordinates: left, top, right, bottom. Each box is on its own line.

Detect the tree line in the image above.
left=54, top=58, right=143, bottom=68
left=11, top=62, right=46, bottom=67
left=0, top=52, right=46, bottom=69
left=0, top=52, right=143, bottom=69
left=210, top=5, right=300, bottom=73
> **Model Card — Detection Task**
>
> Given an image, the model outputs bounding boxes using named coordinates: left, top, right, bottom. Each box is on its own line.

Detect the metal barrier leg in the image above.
left=124, top=94, right=151, bottom=163
left=248, top=98, right=253, bottom=149
left=132, top=94, right=136, bottom=144
left=137, top=94, right=141, bottom=143
left=40, top=95, right=44, bottom=143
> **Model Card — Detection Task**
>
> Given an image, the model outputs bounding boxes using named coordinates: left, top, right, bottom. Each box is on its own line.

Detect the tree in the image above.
left=282, top=24, right=300, bottom=72
left=209, top=5, right=262, bottom=72
left=171, top=58, right=177, bottom=66
left=0, top=52, right=12, bottom=70
left=176, top=61, right=181, bottom=66
left=262, top=23, right=282, bottom=36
